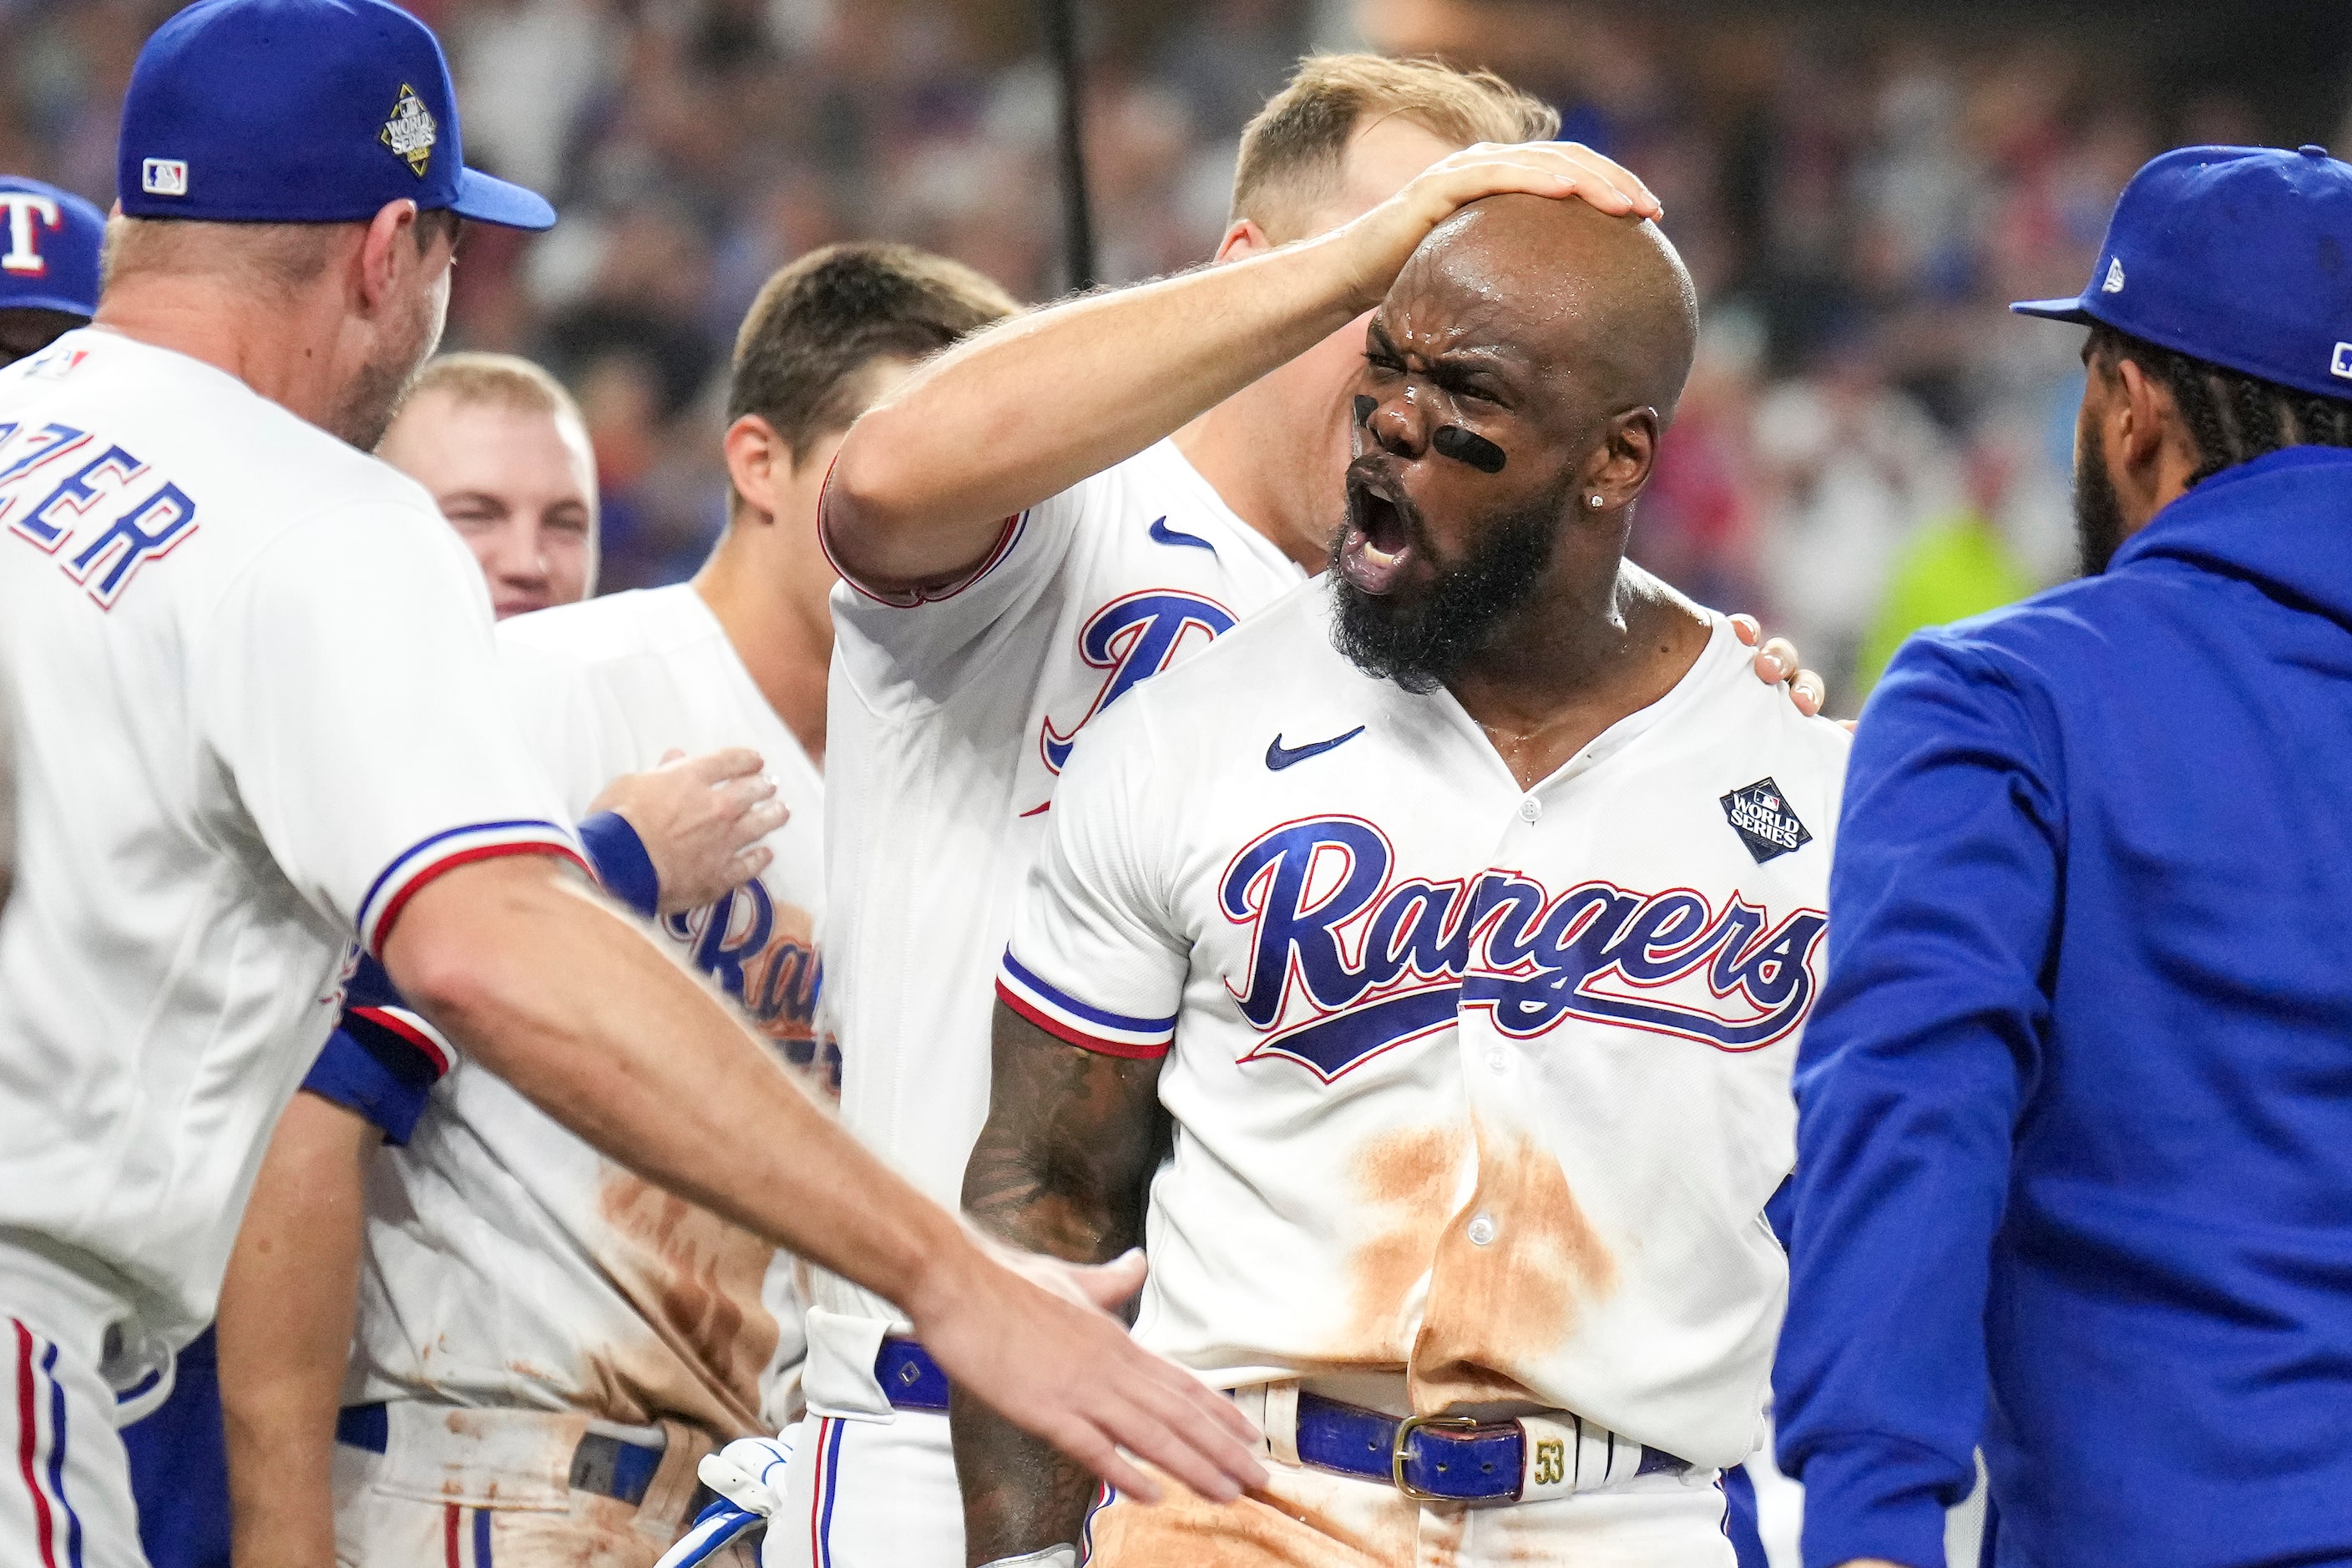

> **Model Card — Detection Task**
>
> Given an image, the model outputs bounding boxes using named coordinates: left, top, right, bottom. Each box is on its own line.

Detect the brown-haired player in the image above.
left=215, top=247, right=1019, bottom=1568
left=789, top=53, right=1818, bottom=1568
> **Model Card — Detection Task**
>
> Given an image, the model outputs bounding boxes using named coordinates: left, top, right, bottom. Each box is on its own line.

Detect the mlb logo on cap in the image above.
left=116, top=0, right=554, bottom=231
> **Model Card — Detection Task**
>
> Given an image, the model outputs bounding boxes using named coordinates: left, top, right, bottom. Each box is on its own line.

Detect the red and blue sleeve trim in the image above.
left=357, top=819, right=588, bottom=957
left=817, top=455, right=1029, bottom=609
left=996, top=948, right=1176, bottom=1060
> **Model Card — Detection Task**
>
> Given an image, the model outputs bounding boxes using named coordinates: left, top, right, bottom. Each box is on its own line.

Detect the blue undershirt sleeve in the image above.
left=1773, top=630, right=2063, bottom=1568
left=578, top=808, right=659, bottom=918
left=300, top=1023, right=438, bottom=1145
left=301, top=952, right=450, bottom=1145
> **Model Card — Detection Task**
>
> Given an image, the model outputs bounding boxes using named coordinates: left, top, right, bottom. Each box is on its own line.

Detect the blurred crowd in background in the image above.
left=5, top=0, right=2347, bottom=710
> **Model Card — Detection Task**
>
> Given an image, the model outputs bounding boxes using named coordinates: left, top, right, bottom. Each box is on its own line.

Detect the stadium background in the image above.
left=3, top=3, right=2347, bottom=1561
left=7, top=0, right=2351, bottom=712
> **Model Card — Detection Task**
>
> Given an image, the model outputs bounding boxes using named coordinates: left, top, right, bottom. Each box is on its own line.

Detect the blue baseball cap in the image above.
left=0, top=177, right=105, bottom=317
left=2013, top=144, right=2352, bottom=401
left=118, top=0, right=554, bottom=232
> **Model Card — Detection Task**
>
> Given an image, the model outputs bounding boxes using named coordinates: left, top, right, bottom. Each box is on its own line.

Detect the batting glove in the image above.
left=654, top=1429, right=797, bottom=1568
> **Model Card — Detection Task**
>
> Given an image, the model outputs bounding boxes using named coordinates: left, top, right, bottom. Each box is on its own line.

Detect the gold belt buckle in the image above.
left=1390, top=1412, right=1485, bottom=1501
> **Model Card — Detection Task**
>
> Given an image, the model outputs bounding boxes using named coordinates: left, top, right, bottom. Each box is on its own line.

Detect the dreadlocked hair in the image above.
left=2086, top=323, right=2352, bottom=487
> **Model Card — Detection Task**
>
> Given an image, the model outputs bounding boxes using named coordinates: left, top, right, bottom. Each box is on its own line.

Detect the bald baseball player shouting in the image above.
left=0, top=0, right=1259, bottom=1560
left=959, top=193, right=1849, bottom=1568
left=797, top=57, right=1818, bottom=1568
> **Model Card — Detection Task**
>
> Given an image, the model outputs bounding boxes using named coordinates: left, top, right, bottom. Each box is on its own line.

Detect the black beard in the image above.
left=2072, top=447, right=2127, bottom=577
left=1329, top=492, right=1563, bottom=693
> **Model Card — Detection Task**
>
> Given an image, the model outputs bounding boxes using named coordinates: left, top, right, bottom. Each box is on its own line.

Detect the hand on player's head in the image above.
left=915, top=1237, right=1264, bottom=1509
left=588, top=748, right=784, bottom=915
left=1334, top=141, right=1662, bottom=316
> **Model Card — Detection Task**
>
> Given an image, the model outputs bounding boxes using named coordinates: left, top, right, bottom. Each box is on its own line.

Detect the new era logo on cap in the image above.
left=141, top=159, right=188, bottom=197
left=2014, top=145, right=2352, bottom=402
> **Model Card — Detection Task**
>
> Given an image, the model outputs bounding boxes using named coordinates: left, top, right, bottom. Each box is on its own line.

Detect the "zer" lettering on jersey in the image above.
left=0, top=422, right=196, bottom=607
left=1219, top=815, right=1827, bottom=1081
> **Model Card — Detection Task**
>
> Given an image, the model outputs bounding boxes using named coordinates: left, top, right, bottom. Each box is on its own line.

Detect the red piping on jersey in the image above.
left=370, top=842, right=593, bottom=960
left=13, top=1323, right=54, bottom=1568
left=996, top=979, right=1170, bottom=1060
left=816, top=453, right=1024, bottom=608
left=349, top=1005, right=452, bottom=1077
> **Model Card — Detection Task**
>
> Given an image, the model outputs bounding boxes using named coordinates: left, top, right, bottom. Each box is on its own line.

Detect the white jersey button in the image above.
left=1518, top=797, right=1542, bottom=823
left=1487, top=1047, right=1510, bottom=1075
left=1467, top=1212, right=1497, bottom=1247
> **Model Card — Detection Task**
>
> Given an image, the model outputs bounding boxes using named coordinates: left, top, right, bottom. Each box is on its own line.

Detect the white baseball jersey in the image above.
left=811, top=438, right=1304, bottom=1388
left=999, top=584, right=1850, bottom=1468
left=0, top=329, right=581, bottom=1384
left=351, top=584, right=824, bottom=1438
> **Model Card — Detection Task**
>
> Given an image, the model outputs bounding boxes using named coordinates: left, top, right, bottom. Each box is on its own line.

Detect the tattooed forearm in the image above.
left=954, top=1000, right=1169, bottom=1565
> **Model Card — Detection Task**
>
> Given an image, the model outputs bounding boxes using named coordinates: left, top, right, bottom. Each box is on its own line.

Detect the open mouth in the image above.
left=1341, top=462, right=1419, bottom=596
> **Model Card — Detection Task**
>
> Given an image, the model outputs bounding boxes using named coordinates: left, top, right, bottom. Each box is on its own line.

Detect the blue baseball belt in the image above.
left=1277, top=1389, right=1690, bottom=1503
left=336, top=1402, right=721, bottom=1512
left=876, top=1344, right=1687, bottom=1503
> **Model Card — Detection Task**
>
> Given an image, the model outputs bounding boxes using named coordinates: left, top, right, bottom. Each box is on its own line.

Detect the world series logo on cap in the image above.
left=380, top=84, right=438, bottom=178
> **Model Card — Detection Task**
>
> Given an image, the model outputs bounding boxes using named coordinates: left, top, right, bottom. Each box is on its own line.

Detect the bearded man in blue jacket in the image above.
left=1775, top=143, right=2352, bottom=1568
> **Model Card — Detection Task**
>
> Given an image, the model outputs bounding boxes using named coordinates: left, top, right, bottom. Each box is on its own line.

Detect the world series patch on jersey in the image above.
left=998, top=584, right=1851, bottom=1468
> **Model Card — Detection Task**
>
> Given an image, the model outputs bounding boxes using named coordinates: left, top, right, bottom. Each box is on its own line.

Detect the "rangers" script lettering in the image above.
left=1218, top=816, right=1826, bottom=1080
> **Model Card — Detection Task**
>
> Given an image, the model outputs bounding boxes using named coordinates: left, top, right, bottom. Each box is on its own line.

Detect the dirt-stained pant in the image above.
left=331, top=1403, right=751, bottom=1568
left=1080, top=1459, right=1738, bottom=1568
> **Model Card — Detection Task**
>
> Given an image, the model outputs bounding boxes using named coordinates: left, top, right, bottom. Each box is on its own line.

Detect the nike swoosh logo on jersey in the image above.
left=1148, top=516, right=1216, bottom=554
left=1265, top=726, right=1366, bottom=771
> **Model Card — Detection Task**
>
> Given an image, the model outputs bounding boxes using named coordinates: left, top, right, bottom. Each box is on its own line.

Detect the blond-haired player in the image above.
left=382, top=352, right=602, bottom=616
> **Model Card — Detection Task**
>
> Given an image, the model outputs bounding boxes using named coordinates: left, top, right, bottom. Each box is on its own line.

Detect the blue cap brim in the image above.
left=2011, top=296, right=2096, bottom=322
left=447, top=167, right=556, bottom=232
left=0, top=295, right=97, bottom=319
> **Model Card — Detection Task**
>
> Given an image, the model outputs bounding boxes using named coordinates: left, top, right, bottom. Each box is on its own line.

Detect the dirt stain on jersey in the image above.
left=1342, top=1123, right=1469, bottom=1364
left=594, top=1173, right=780, bottom=1436
left=1408, top=1124, right=1617, bottom=1414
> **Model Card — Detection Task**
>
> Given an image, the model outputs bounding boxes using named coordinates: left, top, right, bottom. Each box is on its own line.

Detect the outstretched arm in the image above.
left=382, top=855, right=1257, bottom=1508
left=955, top=1003, right=1172, bottom=1565
left=826, top=144, right=1660, bottom=593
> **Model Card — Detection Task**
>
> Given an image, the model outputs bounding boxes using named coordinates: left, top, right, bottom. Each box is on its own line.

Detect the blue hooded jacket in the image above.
left=1775, top=445, right=2352, bottom=1568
